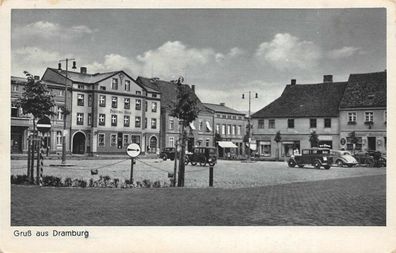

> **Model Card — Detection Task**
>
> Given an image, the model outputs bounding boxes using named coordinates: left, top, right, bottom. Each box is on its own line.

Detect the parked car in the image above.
left=159, top=147, right=176, bottom=161
left=353, top=151, right=386, bottom=167
left=331, top=150, right=358, bottom=167
left=288, top=148, right=333, bottom=170
left=185, top=147, right=217, bottom=166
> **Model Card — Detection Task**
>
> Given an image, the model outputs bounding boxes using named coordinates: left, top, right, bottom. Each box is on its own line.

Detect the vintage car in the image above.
left=288, top=148, right=333, bottom=169
left=159, top=147, right=176, bottom=161
left=185, top=147, right=217, bottom=166
left=353, top=151, right=386, bottom=167
left=331, top=150, right=358, bottom=167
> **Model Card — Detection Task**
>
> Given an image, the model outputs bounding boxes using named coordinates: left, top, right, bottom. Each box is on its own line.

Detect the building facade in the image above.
left=251, top=75, right=347, bottom=159
left=136, top=77, right=215, bottom=152
left=203, top=102, right=247, bottom=158
left=11, top=67, right=161, bottom=155
left=338, top=71, right=386, bottom=153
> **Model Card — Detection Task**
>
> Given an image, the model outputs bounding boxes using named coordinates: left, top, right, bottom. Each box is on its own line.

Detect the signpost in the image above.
left=37, top=117, right=51, bottom=133
left=126, top=143, right=141, bottom=184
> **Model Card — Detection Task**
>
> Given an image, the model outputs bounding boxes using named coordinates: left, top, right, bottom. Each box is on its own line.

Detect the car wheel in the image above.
left=199, top=158, right=207, bottom=167
left=313, top=160, right=321, bottom=169
left=162, top=154, right=168, bottom=161
left=347, top=164, right=354, bottom=168
left=324, top=165, right=330, bottom=170
left=208, top=161, right=216, bottom=166
left=336, top=160, right=344, bottom=167
left=287, top=159, right=296, bottom=168
left=191, top=161, right=197, bottom=166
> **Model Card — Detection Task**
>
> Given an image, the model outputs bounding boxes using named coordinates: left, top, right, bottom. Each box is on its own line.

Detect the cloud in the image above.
left=327, top=46, right=362, bottom=59
left=85, top=54, right=142, bottom=77
left=255, top=33, right=322, bottom=71
left=13, top=21, right=96, bottom=41
left=12, top=47, right=73, bottom=76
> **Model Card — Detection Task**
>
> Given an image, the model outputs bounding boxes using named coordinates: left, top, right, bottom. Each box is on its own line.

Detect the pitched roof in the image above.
left=252, top=82, right=347, bottom=118
left=136, top=76, right=210, bottom=113
left=46, top=68, right=120, bottom=84
left=339, top=71, right=386, bottom=108
left=203, top=103, right=244, bottom=115
left=11, top=76, right=27, bottom=84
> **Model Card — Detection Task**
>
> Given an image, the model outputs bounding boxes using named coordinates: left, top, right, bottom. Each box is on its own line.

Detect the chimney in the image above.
left=80, top=67, right=87, bottom=74
left=191, top=84, right=195, bottom=93
left=220, top=102, right=225, bottom=106
left=291, top=79, right=296, bottom=85
left=33, top=75, right=40, bottom=80
left=323, top=75, right=333, bottom=83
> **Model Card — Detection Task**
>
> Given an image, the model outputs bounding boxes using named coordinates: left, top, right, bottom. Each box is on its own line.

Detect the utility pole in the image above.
left=58, top=59, right=76, bottom=164
left=242, top=91, right=258, bottom=162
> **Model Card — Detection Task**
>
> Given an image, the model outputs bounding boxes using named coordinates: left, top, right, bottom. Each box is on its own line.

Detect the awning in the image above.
left=246, top=143, right=257, bottom=150
left=189, top=122, right=196, bottom=130
left=218, top=141, right=237, bottom=148
left=206, top=121, right=212, bottom=132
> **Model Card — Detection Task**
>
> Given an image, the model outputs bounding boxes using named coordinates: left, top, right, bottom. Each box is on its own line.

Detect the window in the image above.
left=11, top=104, right=18, bottom=117
left=222, top=115, right=226, bottom=119
left=99, top=114, right=105, bottom=126
left=88, top=95, right=92, bottom=107
left=88, top=113, right=92, bottom=126
left=348, top=112, right=357, bottom=123
left=216, top=124, right=220, bottom=133
left=144, top=118, right=148, bottom=128
left=288, top=119, right=294, bottom=128
left=78, top=84, right=84, bottom=89
left=232, top=115, right=236, bottom=120
left=136, top=91, right=141, bottom=95
left=77, top=94, right=84, bottom=106
left=221, top=125, right=226, bottom=135
left=110, top=134, right=117, bottom=146
left=99, top=95, right=106, bottom=107
left=144, top=100, right=148, bottom=112
left=111, top=115, right=117, bottom=126
left=56, top=131, right=62, bottom=145
left=199, top=120, right=203, bottom=131
left=169, top=137, right=174, bottom=148
left=258, top=119, right=264, bottom=129
left=124, top=116, right=130, bottom=127
left=259, top=142, right=271, bottom=157
left=58, top=90, right=64, bottom=96
left=57, top=107, right=63, bottom=120
left=12, top=85, right=18, bottom=92
left=112, top=96, right=118, bottom=108
left=135, top=99, right=141, bottom=110
left=324, top=118, right=331, bottom=128
left=269, top=119, right=275, bottom=129
left=206, top=138, right=210, bottom=147
left=152, top=102, right=157, bottom=112
left=365, top=111, right=374, bottom=122
left=227, top=115, right=231, bottom=119
left=346, top=137, right=362, bottom=151
left=131, top=135, right=140, bottom=146
left=100, top=86, right=106, bottom=91
left=124, top=98, right=130, bottom=109
left=98, top=134, right=105, bottom=147
left=237, top=125, right=241, bottom=135
left=112, top=78, right=118, bottom=90
left=76, top=113, right=84, bottom=125
left=227, top=125, right=231, bottom=135
left=232, top=125, right=236, bottom=135
left=169, top=118, right=174, bottom=130
left=125, top=80, right=130, bottom=91
left=152, top=93, right=157, bottom=98
left=310, top=118, right=317, bottom=128
left=151, top=118, right=157, bottom=129
left=135, top=116, right=141, bottom=128
left=385, top=111, right=387, bottom=122
left=123, top=135, right=129, bottom=146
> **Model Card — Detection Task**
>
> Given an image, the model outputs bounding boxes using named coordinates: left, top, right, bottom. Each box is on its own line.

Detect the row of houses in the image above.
left=10, top=67, right=386, bottom=159
left=10, top=67, right=248, bottom=157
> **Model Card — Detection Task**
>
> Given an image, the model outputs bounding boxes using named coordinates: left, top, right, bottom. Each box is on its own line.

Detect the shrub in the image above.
left=89, top=178, right=94, bottom=187
left=42, top=176, right=62, bottom=187
left=153, top=180, right=161, bottom=188
left=63, top=177, right=72, bottom=187
left=79, top=179, right=87, bottom=188
left=142, top=179, right=151, bottom=188
left=11, top=175, right=30, bottom=185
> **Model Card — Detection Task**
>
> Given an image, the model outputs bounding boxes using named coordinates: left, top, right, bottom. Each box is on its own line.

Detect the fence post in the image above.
left=27, top=137, right=31, bottom=178
left=209, top=165, right=214, bottom=187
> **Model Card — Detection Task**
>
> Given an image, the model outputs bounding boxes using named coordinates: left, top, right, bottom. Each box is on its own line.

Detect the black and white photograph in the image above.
left=1, top=1, right=395, bottom=252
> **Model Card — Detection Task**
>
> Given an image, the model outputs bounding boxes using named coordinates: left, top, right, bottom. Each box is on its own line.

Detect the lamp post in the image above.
left=242, top=91, right=258, bottom=162
left=58, top=58, right=76, bottom=164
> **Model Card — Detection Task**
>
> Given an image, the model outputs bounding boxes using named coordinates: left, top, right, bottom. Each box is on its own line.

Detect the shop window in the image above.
left=260, top=142, right=271, bottom=157
left=98, top=134, right=105, bottom=147
left=346, top=137, right=362, bottom=151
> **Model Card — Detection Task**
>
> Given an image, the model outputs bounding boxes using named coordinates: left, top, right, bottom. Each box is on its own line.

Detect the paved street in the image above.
left=11, top=159, right=386, bottom=188
left=11, top=174, right=385, bottom=226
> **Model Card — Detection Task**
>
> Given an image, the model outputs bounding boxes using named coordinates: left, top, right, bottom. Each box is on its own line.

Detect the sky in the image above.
left=11, top=9, right=386, bottom=112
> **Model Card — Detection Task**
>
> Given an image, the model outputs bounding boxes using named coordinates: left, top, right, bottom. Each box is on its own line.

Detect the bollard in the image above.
left=209, top=165, right=214, bottom=187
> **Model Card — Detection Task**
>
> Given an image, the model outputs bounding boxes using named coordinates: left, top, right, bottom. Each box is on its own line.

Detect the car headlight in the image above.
left=323, top=157, right=327, bottom=161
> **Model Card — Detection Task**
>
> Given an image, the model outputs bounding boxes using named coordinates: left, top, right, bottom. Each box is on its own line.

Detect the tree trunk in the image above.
left=30, top=117, right=37, bottom=183
left=178, top=127, right=186, bottom=187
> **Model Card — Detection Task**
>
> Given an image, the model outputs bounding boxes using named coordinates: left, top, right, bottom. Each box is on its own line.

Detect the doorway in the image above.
left=72, top=132, right=85, bottom=154
left=368, top=137, right=376, bottom=151
left=149, top=136, right=157, bottom=153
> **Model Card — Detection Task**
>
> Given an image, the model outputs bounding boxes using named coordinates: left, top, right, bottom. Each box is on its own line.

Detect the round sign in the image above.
left=340, top=138, right=346, bottom=146
left=126, top=143, right=141, bottom=158
left=37, top=116, right=51, bottom=133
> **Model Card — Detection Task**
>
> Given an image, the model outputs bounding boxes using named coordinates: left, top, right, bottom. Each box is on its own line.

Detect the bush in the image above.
left=79, top=179, right=87, bottom=188
left=89, top=178, right=94, bottom=187
left=42, top=176, right=62, bottom=187
left=153, top=180, right=161, bottom=188
left=11, top=175, right=30, bottom=185
left=63, top=177, right=72, bottom=187
left=142, top=179, right=151, bottom=188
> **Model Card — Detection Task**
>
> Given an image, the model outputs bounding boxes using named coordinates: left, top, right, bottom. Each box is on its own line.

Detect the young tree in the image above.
left=349, top=131, right=359, bottom=154
left=274, top=131, right=282, bottom=161
left=170, top=77, right=200, bottom=187
left=16, top=71, right=55, bottom=182
left=309, top=130, right=319, bottom=148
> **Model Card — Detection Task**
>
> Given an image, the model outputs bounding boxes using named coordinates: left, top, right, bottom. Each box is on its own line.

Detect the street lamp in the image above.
left=242, top=91, right=258, bottom=162
left=58, top=58, right=76, bottom=164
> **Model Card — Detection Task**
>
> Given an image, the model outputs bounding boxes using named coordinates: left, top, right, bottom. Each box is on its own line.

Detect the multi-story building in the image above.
left=339, top=71, right=386, bottom=153
left=136, top=77, right=215, bottom=152
left=203, top=102, right=246, bottom=158
left=11, top=67, right=161, bottom=155
left=251, top=75, right=347, bottom=159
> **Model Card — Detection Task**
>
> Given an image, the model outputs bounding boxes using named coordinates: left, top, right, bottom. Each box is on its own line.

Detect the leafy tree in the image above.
left=309, top=131, right=319, bottom=148
left=214, top=133, right=222, bottom=146
left=349, top=131, right=359, bottom=154
left=170, top=77, right=200, bottom=187
left=274, top=131, right=282, bottom=161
